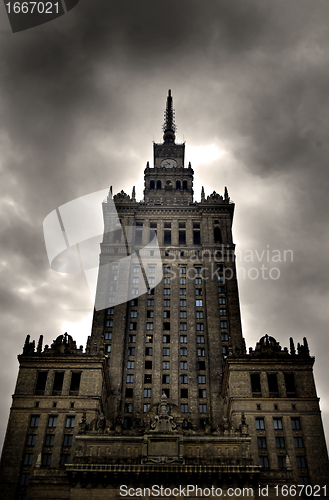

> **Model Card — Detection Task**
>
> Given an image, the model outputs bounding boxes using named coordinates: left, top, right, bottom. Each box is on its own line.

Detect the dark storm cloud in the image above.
left=1, top=0, right=329, bottom=449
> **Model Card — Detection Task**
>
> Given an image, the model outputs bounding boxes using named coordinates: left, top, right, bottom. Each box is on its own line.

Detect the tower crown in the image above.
left=162, top=89, right=176, bottom=144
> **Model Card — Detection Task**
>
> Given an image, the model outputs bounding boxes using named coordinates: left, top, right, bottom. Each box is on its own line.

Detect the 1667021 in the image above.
left=5, top=2, right=60, bottom=14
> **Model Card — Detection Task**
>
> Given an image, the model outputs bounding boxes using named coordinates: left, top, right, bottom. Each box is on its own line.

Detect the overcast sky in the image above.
left=1, top=0, right=329, bottom=450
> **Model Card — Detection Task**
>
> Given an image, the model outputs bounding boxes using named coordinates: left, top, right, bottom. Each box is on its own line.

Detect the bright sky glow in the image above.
left=186, top=144, right=224, bottom=166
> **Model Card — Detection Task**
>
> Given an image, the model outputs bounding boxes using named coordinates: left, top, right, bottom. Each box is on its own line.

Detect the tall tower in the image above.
left=89, top=89, right=245, bottom=432
left=1, top=91, right=328, bottom=500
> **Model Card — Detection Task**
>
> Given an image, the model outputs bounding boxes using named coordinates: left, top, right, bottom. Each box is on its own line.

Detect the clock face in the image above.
left=161, top=158, right=177, bottom=169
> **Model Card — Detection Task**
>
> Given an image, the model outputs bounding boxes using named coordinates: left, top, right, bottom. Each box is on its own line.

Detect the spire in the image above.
left=162, top=89, right=176, bottom=144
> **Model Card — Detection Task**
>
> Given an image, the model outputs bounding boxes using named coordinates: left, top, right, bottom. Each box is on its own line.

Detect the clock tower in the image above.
left=144, top=90, right=194, bottom=204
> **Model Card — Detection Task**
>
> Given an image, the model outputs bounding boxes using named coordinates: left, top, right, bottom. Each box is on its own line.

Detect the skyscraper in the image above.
left=1, top=91, right=328, bottom=499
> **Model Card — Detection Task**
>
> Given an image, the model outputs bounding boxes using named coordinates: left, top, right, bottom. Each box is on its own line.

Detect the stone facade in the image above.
left=0, top=91, right=328, bottom=499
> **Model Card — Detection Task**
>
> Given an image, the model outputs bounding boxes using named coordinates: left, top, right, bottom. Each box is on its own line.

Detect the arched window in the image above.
left=183, top=180, right=188, bottom=190
left=150, top=180, right=155, bottom=190
left=214, top=227, right=222, bottom=244
left=156, top=180, right=162, bottom=190
left=176, top=180, right=181, bottom=190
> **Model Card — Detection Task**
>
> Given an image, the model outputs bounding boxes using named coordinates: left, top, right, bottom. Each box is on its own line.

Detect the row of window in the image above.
left=258, top=436, right=304, bottom=449
left=251, top=372, right=297, bottom=397
left=259, top=455, right=307, bottom=470
left=35, top=371, right=81, bottom=397
left=256, top=416, right=301, bottom=430
left=149, top=181, right=189, bottom=190
left=29, top=415, right=75, bottom=428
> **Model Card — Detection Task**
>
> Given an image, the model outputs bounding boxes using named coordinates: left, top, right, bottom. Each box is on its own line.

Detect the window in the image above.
left=164, top=277, right=171, bottom=284
left=145, top=347, right=153, bottom=356
left=250, top=374, right=261, bottom=395
left=179, top=277, right=186, bottom=285
left=196, top=323, right=204, bottom=331
left=291, top=417, right=301, bottom=430
left=128, top=334, right=136, bottom=343
left=123, top=418, right=132, bottom=429
left=197, top=361, right=205, bottom=370
left=196, top=311, right=203, bottom=319
left=126, top=375, right=134, bottom=383
left=146, top=335, right=153, bottom=343
left=146, top=311, right=154, bottom=319
left=180, top=361, right=187, bottom=370
left=163, top=361, right=170, bottom=369
left=197, top=335, right=204, bottom=344
left=199, top=404, right=207, bottom=413
left=65, top=416, right=75, bottom=428
left=45, top=434, right=55, bottom=446
left=133, top=266, right=140, bottom=274
left=298, top=476, right=309, bottom=486
left=144, top=389, right=151, bottom=398
left=195, top=278, right=202, bottom=285
left=221, top=332, right=229, bottom=341
left=129, top=323, right=137, bottom=331
left=163, top=334, right=170, bottom=343
left=273, top=418, right=283, bottom=430
left=180, top=299, right=186, bottom=307
left=164, top=230, right=171, bottom=244
left=257, top=404, right=261, bottom=410
left=147, top=288, right=154, bottom=295
left=297, top=456, right=307, bottom=468
left=198, top=375, right=206, bottom=384
left=218, top=286, right=225, bottom=293
left=48, top=415, right=57, bottom=428
left=163, top=348, right=170, bottom=356
left=164, top=266, right=171, bottom=274
left=199, top=389, right=206, bottom=398
left=181, top=375, right=188, bottom=384
left=259, top=456, right=269, bottom=468
left=128, top=347, right=135, bottom=356
left=195, top=288, right=203, bottom=296
left=146, top=322, right=154, bottom=330
left=35, top=371, right=48, bottom=395
left=23, top=453, right=33, bottom=466
left=181, top=404, right=188, bottom=413
left=127, top=361, right=135, bottom=369
left=268, top=373, right=279, bottom=395
left=294, top=437, right=304, bottom=448
left=163, top=389, right=170, bottom=398
left=130, top=311, right=137, bottom=318
left=150, top=222, right=157, bottom=229
left=125, top=388, right=133, bottom=398
left=107, top=307, right=114, bottom=315
left=143, top=404, right=150, bottom=413
left=179, top=231, right=186, bottom=245
left=124, top=403, right=133, bottom=413
left=132, top=277, right=139, bottom=285
left=162, top=375, right=170, bottom=384
left=147, top=299, right=154, bottom=306
left=180, top=348, right=187, bottom=356
left=181, top=388, right=188, bottom=398
left=105, top=344, right=111, bottom=353
left=256, top=417, right=265, bottom=430
left=222, top=345, right=228, bottom=355
left=104, top=332, right=112, bottom=340
left=180, top=267, right=186, bottom=274
left=276, top=437, right=285, bottom=448
left=197, top=348, right=205, bottom=357
left=131, top=298, right=138, bottom=306
left=148, top=265, right=155, bottom=274
left=180, top=288, right=186, bottom=295
left=52, top=372, right=64, bottom=395
left=30, top=415, right=40, bottom=427
left=219, top=309, right=227, bottom=316
left=180, top=335, right=187, bottom=343
left=60, top=453, right=70, bottom=466
left=218, top=275, right=224, bottom=283
left=145, top=360, right=152, bottom=369
left=196, top=300, right=203, bottom=307
left=258, top=437, right=267, bottom=449
left=278, top=456, right=287, bottom=469
left=180, top=323, right=187, bottom=331
left=20, top=473, right=30, bottom=486
left=163, top=322, right=170, bottom=331
left=284, top=373, right=296, bottom=396
left=63, top=434, right=73, bottom=447
left=193, top=230, right=201, bottom=245
left=164, top=288, right=171, bottom=295
left=220, top=320, right=228, bottom=328
left=218, top=297, right=226, bottom=305
left=42, top=453, right=52, bottom=466
left=26, top=434, right=36, bottom=447
left=144, top=374, right=152, bottom=383
left=179, top=222, right=186, bottom=228
left=164, top=299, right=170, bottom=307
